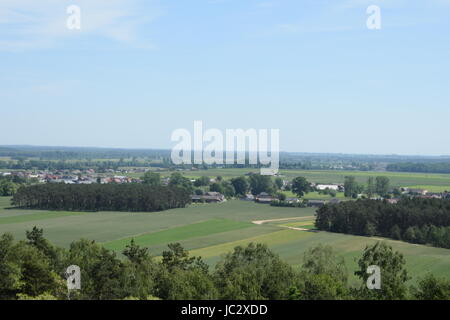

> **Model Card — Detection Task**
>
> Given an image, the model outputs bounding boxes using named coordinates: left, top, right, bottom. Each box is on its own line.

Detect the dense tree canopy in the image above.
left=141, top=171, right=162, bottom=187
left=315, top=198, right=450, bottom=249
left=213, top=243, right=297, bottom=300
left=291, top=177, right=312, bottom=197
left=291, top=244, right=349, bottom=300
left=248, top=174, right=276, bottom=196
left=375, top=176, right=390, bottom=197
left=343, top=176, right=364, bottom=198
left=230, top=176, right=249, bottom=196
left=12, top=184, right=191, bottom=212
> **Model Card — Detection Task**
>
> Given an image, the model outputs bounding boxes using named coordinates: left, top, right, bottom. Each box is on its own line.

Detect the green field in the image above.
left=103, top=219, right=253, bottom=252
left=1, top=196, right=449, bottom=285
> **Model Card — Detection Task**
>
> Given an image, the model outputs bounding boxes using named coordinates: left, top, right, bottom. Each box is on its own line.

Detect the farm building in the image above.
left=407, top=188, right=428, bottom=195
left=240, top=194, right=255, bottom=201
left=285, top=197, right=300, bottom=204
left=191, top=192, right=226, bottom=203
left=308, top=200, right=326, bottom=208
left=328, top=198, right=341, bottom=205
left=316, top=184, right=341, bottom=191
left=255, top=192, right=276, bottom=203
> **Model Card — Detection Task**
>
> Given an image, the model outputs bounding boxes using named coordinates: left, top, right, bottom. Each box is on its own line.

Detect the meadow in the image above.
left=1, top=196, right=449, bottom=285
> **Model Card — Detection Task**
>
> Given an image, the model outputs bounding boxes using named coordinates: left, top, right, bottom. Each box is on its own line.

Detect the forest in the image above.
left=315, top=198, right=450, bottom=248
left=11, top=184, right=191, bottom=212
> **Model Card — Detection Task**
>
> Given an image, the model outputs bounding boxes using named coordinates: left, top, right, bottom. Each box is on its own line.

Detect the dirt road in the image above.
left=252, top=216, right=315, bottom=225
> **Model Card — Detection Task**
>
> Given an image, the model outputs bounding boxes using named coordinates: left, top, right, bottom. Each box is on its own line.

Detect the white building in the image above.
left=316, top=184, right=340, bottom=191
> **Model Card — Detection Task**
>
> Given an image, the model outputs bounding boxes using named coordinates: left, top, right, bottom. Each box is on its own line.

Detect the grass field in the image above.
left=103, top=219, right=253, bottom=252
left=1, top=196, right=449, bottom=285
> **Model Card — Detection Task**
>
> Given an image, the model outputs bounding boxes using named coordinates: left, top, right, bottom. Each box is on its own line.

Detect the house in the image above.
left=307, top=200, right=326, bottom=208
left=329, top=198, right=341, bottom=205
left=77, top=180, right=94, bottom=185
left=240, top=194, right=255, bottom=201
left=285, top=197, right=300, bottom=204
left=407, top=188, right=428, bottom=195
left=425, top=192, right=442, bottom=199
left=256, top=192, right=276, bottom=203
left=386, top=198, right=400, bottom=204
left=191, top=192, right=226, bottom=203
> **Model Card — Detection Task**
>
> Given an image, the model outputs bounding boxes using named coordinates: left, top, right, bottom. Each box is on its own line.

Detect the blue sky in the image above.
left=0, top=0, right=449, bottom=155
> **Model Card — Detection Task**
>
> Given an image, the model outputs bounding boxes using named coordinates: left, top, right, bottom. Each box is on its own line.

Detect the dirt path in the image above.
left=252, top=216, right=315, bottom=225
left=284, top=226, right=310, bottom=231
left=371, top=237, right=421, bottom=246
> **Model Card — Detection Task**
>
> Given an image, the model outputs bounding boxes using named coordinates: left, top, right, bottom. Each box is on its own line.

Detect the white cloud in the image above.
left=0, top=0, right=163, bottom=51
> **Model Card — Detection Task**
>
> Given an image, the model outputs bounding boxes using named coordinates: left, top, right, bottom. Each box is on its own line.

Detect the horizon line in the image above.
left=1, top=144, right=450, bottom=158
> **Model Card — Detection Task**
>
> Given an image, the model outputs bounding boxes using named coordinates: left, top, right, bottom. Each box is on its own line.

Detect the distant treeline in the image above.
left=0, top=159, right=170, bottom=171
left=11, top=184, right=191, bottom=212
left=0, top=159, right=365, bottom=172
left=386, top=162, right=450, bottom=174
left=316, top=199, right=450, bottom=249
left=0, top=146, right=171, bottom=160
left=0, top=159, right=375, bottom=172
left=2, top=146, right=450, bottom=172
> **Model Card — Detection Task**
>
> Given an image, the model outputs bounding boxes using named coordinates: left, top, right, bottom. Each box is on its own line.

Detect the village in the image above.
left=2, top=169, right=450, bottom=209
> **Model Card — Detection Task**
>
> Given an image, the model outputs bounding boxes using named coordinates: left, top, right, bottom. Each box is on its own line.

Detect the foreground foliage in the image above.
left=0, top=228, right=449, bottom=300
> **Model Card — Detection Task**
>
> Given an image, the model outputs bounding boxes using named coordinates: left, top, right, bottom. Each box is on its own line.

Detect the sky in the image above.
left=0, top=0, right=449, bottom=155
